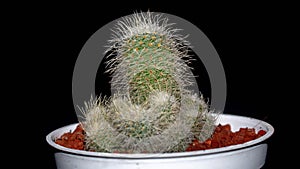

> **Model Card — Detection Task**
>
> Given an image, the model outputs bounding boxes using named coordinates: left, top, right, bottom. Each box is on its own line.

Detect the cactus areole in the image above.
left=75, top=11, right=222, bottom=153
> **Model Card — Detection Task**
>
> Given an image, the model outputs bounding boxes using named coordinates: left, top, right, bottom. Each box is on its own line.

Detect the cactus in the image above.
left=79, top=11, right=221, bottom=153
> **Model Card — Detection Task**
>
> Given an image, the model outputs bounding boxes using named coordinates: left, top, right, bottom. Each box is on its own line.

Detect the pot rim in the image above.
left=46, top=114, right=274, bottom=159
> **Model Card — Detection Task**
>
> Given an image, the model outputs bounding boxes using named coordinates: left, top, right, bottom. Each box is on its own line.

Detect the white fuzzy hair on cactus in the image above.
left=79, top=11, right=221, bottom=153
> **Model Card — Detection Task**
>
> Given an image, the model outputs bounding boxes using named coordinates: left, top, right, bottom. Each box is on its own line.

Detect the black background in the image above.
left=9, top=1, right=294, bottom=168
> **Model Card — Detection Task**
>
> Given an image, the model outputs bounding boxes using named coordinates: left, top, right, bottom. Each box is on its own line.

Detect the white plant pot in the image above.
left=46, top=114, right=274, bottom=169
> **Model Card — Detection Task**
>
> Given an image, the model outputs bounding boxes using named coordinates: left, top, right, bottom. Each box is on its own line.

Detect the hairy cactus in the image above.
left=79, top=11, right=220, bottom=153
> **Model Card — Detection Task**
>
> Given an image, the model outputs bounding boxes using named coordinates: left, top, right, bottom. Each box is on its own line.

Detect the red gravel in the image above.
left=186, top=124, right=266, bottom=151
left=55, top=123, right=266, bottom=152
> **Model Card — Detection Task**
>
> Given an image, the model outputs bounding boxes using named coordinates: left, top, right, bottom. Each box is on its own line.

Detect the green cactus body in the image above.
left=129, top=67, right=180, bottom=105
left=80, top=11, right=221, bottom=153
left=124, top=33, right=180, bottom=105
left=109, top=33, right=186, bottom=104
